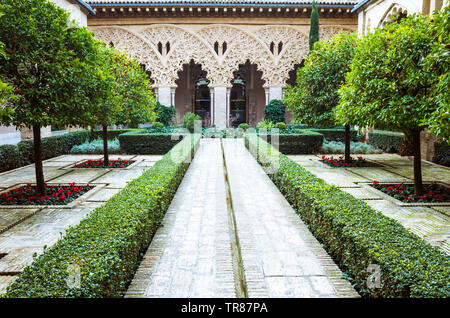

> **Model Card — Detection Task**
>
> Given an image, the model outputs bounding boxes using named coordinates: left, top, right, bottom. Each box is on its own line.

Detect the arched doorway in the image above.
left=229, top=75, right=247, bottom=127
left=194, top=75, right=211, bottom=127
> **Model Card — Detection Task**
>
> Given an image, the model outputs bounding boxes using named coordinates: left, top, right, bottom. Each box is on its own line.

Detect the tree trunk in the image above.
left=412, top=130, right=424, bottom=196
left=344, top=124, right=351, bottom=163
left=33, top=125, right=46, bottom=195
left=102, top=125, right=109, bottom=164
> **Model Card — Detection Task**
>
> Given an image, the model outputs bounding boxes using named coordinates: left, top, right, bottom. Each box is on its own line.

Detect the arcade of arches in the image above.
left=90, top=24, right=356, bottom=128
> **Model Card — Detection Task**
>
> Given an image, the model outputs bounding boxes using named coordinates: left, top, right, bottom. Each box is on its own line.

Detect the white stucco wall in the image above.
left=357, top=0, right=446, bottom=35
left=50, top=0, right=88, bottom=27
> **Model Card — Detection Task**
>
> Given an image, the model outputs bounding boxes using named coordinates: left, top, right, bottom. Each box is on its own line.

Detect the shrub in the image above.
left=182, top=112, right=201, bottom=132
left=154, top=102, right=176, bottom=126
left=245, top=136, right=450, bottom=298
left=0, top=144, right=23, bottom=172
left=275, top=122, right=287, bottom=131
left=256, top=120, right=275, bottom=130
left=87, top=129, right=136, bottom=142
left=264, top=99, right=286, bottom=123
left=369, top=131, right=405, bottom=153
left=70, top=138, right=121, bottom=155
left=238, top=123, right=249, bottom=131
left=247, top=131, right=323, bottom=154
left=320, top=140, right=382, bottom=154
left=434, top=143, right=450, bottom=167
left=152, top=122, right=164, bottom=130
left=119, top=131, right=186, bottom=155
left=2, top=134, right=200, bottom=297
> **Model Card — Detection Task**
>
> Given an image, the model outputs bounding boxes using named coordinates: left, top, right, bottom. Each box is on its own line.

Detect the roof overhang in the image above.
left=351, top=0, right=373, bottom=13
left=71, top=0, right=96, bottom=15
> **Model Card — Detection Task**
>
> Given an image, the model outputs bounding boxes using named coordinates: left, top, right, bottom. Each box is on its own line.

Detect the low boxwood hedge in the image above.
left=2, top=134, right=200, bottom=298
left=369, top=130, right=405, bottom=153
left=245, top=135, right=450, bottom=298
left=119, top=131, right=186, bottom=155
left=308, top=128, right=358, bottom=142
left=0, top=144, right=23, bottom=172
left=433, top=143, right=450, bottom=167
left=246, top=130, right=324, bottom=154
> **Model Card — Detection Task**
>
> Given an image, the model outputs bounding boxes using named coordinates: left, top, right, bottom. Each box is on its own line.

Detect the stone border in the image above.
left=63, top=158, right=142, bottom=170
left=359, top=181, right=450, bottom=207
left=0, top=183, right=107, bottom=209
left=314, top=157, right=390, bottom=169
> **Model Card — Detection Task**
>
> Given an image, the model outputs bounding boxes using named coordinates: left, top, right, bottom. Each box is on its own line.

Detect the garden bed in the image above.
left=367, top=181, right=450, bottom=205
left=0, top=183, right=96, bottom=207
left=320, top=155, right=383, bottom=168
left=73, top=158, right=135, bottom=169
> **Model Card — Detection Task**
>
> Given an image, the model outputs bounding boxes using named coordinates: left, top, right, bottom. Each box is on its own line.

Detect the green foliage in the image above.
left=152, top=122, right=164, bottom=130
left=369, top=131, right=405, bottom=153
left=182, top=112, right=201, bottom=132
left=309, top=0, right=320, bottom=51
left=320, top=140, right=382, bottom=154
left=245, top=136, right=450, bottom=298
left=70, top=138, right=121, bottom=155
left=246, top=131, right=324, bottom=154
left=238, top=123, right=249, bottom=131
left=264, top=99, right=286, bottom=123
left=3, top=135, right=200, bottom=297
left=285, top=32, right=357, bottom=128
left=154, top=102, right=176, bottom=127
left=0, top=144, right=22, bottom=172
left=257, top=120, right=275, bottom=130
left=119, top=131, right=187, bottom=155
left=335, top=14, right=440, bottom=137
left=275, top=122, right=287, bottom=131
left=422, top=7, right=449, bottom=140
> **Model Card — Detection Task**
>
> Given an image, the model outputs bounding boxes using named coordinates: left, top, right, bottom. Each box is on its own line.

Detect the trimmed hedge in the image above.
left=245, top=135, right=450, bottom=298
left=309, top=128, right=358, bottom=142
left=87, top=129, right=137, bottom=142
left=0, top=144, right=23, bottom=172
left=2, top=134, right=200, bottom=297
left=369, top=131, right=405, bottom=153
left=119, top=131, right=185, bottom=155
left=434, top=143, right=450, bottom=167
left=247, top=130, right=324, bottom=154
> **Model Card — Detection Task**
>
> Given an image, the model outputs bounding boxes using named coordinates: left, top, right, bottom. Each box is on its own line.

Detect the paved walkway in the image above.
left=127, top=139, right=358, bottom=298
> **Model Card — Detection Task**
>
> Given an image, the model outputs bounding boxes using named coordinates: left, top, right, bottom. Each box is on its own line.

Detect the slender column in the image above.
left=157, top=86, right=172, bottom=106
left=264, top=88, right=270, bottom=105
left=226, top=87, right=231, bottom=128
left=213, top=86, right=227, bottom=129
left=170, top=87, right=176, bottom=107
left=210, top=88, right=215, bottom=126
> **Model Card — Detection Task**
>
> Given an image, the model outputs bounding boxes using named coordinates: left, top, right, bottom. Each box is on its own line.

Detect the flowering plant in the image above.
left=0, top=183, right=93, bottom=206
left=320, top=155, right=378, bottom=168
left=74, top=158, right=133, bottom=168
left=371, top=181, right=448, bottom=203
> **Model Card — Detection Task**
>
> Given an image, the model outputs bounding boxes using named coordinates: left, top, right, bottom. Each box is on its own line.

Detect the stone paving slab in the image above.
left=132, top=155, right=163, bottom=162
left=223, top=139, right=359, bottom=298
left=126, top=139, right=236, bottom=298
left=0, top=209, right=40, bottom=235
left=50, top=169, right=107, bottom=184
left=85, top=188, right=121, bottom=202
left=0, top=167, right=67, bottom=188
left=91, top=167, right=147, bottom=187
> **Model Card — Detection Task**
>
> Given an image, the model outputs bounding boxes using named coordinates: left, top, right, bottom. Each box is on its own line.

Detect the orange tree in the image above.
left=284, top=32, right=357, bottom=162
left=0, top=0, right=102, bottom=194
left=335, top=13, right=443, bottom=195
left=88, top=46, right=156, bottom=164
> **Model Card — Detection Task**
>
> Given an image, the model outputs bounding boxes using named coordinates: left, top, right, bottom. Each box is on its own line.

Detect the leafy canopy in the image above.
left=335, top=13, right=441, bottom=138
left=284, top=32, right=357, bottom=127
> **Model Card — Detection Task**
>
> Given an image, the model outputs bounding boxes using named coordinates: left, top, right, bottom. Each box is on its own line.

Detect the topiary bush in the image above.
left=369, top=131, right=405, bottom=153
left=2, top=134, right=200, bottom=298
left=264, top=99, right=286, bottom=123
left=245, top=136, right=450, bottom=298
left=151, top=122, right=164, bottom=130
left=154, top=102, right=176, bottom=127
left=238, top=123, right=249, bottom=131
left=182, top=112, right=201, bottom=132
left=275, top=122, right=287, bottom=131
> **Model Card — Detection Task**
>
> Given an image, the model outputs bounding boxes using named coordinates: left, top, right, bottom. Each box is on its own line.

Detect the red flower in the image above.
left=27, top=196, right=35, bottom=201
left=40, top=196, right=46, bottom=201
left=59, top=195, right=65, bottom=201
left=405, top=196, right=412, bottom=200
left=373, top=181, right=379, bottom=185
left=322, top=155, right=326, bottom=159
left=419, top=196, right=426, bottom=200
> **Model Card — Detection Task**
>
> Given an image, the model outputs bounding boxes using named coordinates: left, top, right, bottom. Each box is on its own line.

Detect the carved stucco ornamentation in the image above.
left=91, top=24, right=350, bottom=88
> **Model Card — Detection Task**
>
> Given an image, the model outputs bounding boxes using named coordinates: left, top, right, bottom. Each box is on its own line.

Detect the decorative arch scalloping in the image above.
left=378, top=4, right=408, bottom=29
left=91, top=24, right=353, bottom=88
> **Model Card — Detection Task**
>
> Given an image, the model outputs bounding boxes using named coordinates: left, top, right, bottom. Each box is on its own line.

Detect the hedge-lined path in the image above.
left=222, top=139, right=359, bottom=298
left=0, top=154, right=160, bottom=293
left=288, top=154, right=450, bottom=255
left=127, top=139, right=358, bottom=298
left=126, top=139, right=236, bottom=297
